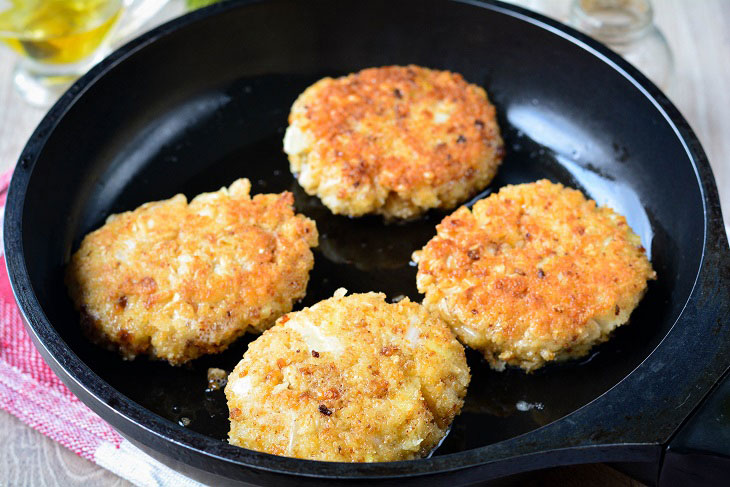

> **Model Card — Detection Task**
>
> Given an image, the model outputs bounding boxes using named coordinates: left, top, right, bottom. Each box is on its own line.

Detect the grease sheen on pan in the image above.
left=284, top=65, right=504, bottom=220
left=65, top=179, right=318, bottom=365
left=413, top=180, right=656, bottom=372
left=225, top=290, right=470, bottom=462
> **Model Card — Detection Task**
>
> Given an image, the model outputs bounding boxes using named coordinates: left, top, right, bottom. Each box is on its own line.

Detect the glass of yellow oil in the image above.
left=0, top=0, right=168, bottom=106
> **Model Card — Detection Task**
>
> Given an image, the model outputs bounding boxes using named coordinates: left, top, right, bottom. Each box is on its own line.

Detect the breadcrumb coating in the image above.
left=413, top=180, right=656, bottom=372
left=66, top=179, right=318, bottom=365
left=226, top=290, right=470, bottom=461
left=284, top=65, right=504, bottom=219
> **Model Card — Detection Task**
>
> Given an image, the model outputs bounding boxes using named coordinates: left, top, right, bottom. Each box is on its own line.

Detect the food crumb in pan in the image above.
left=515, top=400, right=544, bottom=412
left=225, top=289, right=470, bottom=462
left=65, top=178, right=318, bottom=365
left=206, top=368, right=229, bottom=391
left=284, top=65, right=504, bottom=220
left=413, top=179, right=656, bottom=372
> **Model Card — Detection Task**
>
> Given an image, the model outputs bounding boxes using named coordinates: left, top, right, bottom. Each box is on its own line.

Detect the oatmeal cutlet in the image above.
left=225, top=290, right=470, bottom=462
left=66, top=179, right=318, bottom=365
left=284, top=65, right=504, bottom=219
left=413, top=180, right=656, bottom=372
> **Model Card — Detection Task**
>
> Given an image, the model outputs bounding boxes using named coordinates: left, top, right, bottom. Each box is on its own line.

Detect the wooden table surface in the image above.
left=1, top=0, right=728, bottom=485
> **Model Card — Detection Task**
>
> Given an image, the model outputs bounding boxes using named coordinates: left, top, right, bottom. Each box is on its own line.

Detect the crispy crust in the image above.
left=413, top=180, right=656, bottom=372
left=65, top=179, right=318, bottom=365
left=284, top=65, right=504, bottom=219
left=225, top=290, right=470, bottom=462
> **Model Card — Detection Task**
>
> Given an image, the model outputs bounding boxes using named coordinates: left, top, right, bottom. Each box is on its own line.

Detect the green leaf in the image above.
left=186, top=0, right=222, bottom=10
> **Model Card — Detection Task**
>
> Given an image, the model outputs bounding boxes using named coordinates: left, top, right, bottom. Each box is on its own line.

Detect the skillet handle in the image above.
left=659, top=368, right=730, bottom=486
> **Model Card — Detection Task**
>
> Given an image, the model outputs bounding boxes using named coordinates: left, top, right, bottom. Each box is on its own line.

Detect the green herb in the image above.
left=186, top=0, right=222, bottom=9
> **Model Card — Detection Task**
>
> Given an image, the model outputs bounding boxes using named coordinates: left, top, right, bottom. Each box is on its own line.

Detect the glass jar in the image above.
left=569, top=0, right=673, bottom=90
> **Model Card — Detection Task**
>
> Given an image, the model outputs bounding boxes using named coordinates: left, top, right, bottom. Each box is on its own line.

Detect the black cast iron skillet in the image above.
left=4, top=0, right=730, bottom=485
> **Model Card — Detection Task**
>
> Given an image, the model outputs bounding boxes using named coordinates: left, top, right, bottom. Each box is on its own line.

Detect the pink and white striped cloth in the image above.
left=0, top=168, right=203, bottom=487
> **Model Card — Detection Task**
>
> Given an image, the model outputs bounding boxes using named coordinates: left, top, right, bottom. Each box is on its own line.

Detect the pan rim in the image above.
left=4, top=0, right=728, bottom=481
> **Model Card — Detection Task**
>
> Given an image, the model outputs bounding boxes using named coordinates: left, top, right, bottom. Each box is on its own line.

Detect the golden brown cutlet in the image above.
left=413, top=180, right=656, bottom=372
left=66, top=178, right=318, bottom=365
left=226, top=290, right=470, bottom=461
left=284, top=65, right=504, bottom=220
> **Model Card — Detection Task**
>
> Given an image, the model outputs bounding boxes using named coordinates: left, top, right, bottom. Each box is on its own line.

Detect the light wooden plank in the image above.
left=0, top=410, right=132, bottom=486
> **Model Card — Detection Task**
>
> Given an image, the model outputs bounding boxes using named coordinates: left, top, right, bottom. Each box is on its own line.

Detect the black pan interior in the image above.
left=19, top=0, right=704, bottom=456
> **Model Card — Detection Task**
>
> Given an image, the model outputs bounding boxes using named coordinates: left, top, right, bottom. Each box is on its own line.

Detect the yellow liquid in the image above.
left=0, top=0, right=122, bottom=64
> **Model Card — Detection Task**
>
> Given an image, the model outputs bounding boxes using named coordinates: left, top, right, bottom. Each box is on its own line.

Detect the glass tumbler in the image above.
left=0, top=0, right=168, bottom=106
